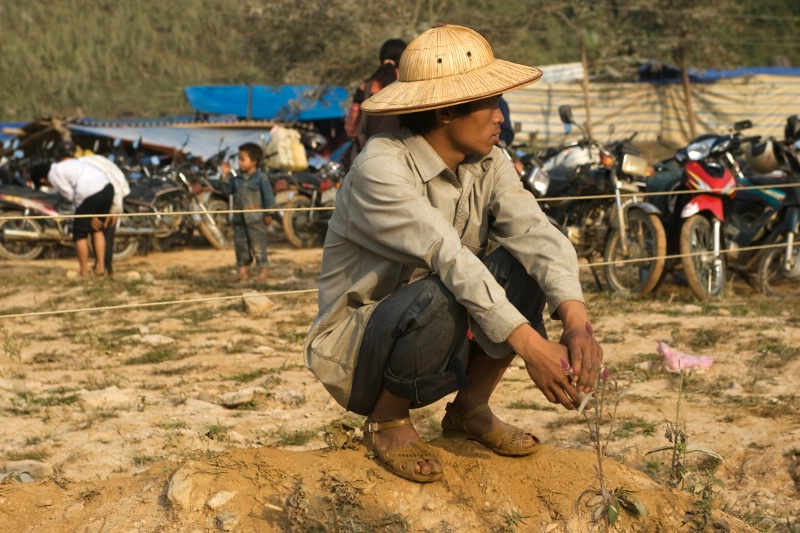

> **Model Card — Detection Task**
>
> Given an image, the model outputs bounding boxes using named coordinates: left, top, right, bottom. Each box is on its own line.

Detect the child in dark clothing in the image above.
left=220, top=143, right=276, bottom=282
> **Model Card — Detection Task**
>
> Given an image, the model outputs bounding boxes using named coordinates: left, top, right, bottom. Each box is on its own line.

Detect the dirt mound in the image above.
left=0, top=439, right=755, bottom=533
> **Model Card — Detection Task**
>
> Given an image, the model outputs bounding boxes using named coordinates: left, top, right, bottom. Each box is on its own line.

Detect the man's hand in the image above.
left=104, top=215, right=118, bottom=229
left=507, top=324, right=583, bottom=410
left=90, top=217, right=103, bottom=231
left=555, top=301, right=603, bottom=394
left=560, top=324, right=603, bottom=394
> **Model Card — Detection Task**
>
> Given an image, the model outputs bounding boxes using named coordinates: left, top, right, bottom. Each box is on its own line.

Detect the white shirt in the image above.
left=47, top=158, right=110, bottom=208
left=81, top=155, right=130, bottom=214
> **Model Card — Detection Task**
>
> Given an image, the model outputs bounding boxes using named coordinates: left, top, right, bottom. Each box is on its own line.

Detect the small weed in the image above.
left=498, top=508, right=530, bottom=532
left=284, top=479, right=317, bottom=533
left=507, top=400, right=556, bottom=412
left=612, top=418, right=657, bottom=439
left=131, top=452, right=158, bottom=466
left=276, top=427, right=317, bottom=447
left=571, top=365, right=647, bottom=529
left=686, top=327, right=721, bottom=350
left=321, top=472, right=362, bottom=517
left=24, top=434, right=54, bottom=446
left=156, top=419, right=188, bottom=430
left=38, top=387, right=79, bottom=407
left=225, top=368, right=266, bottom=383
left=124, top=345, right=181, bottom=365
left=646, top=371, right=723, bottom=489
left=5, top=447, right=50, bottom=461
left=32, top=350, right=61, bottom=363
left=152, top=363, right=202, bottom=376
left=8, top=392, right=39, bottom=415
left=1, top=325, right=24, bottom=361
left=754, top=340, right=800, bottom=369
left=7, top=388, right=79, bottom=414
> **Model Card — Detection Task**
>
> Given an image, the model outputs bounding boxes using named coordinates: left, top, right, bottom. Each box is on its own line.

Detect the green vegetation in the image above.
left=1, top=1, right=798, bottom=121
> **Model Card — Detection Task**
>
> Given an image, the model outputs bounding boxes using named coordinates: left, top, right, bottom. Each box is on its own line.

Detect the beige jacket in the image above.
left=304, top=132, right=584, bottom=407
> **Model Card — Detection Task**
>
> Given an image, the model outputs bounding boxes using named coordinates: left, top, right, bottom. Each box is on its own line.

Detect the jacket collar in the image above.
left=402, top=132, right=492, bottom=184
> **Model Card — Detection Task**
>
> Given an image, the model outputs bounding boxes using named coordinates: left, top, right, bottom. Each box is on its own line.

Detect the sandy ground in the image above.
left=0, top=239, right=798, bottom=532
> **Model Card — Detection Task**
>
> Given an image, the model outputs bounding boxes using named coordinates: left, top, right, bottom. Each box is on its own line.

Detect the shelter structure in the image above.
left=504, top=66, right=800, bottom=149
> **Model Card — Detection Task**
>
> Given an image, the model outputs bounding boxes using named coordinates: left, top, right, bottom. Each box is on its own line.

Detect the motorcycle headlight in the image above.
left=526, top=167, right=550, bottom=197
left=686, top=138, right=714, bottom=161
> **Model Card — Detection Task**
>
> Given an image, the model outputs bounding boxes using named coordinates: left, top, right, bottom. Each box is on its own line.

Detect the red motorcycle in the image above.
left=669, top=121, right=761, bottom=300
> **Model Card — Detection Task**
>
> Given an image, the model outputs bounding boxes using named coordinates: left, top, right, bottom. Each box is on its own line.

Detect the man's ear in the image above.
left=435, top=107, right=454, bottom=125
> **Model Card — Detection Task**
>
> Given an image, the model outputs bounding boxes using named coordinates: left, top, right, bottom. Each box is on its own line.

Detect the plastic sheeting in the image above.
left=68, top=124, right=272, bottom=160
left=183, top=85, right=350, bottom=121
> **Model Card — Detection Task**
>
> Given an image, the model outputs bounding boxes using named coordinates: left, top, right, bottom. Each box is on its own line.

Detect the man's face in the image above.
left=446, top=96, right=504, bottom=157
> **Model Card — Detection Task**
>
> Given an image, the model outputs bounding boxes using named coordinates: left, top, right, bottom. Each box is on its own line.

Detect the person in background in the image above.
left=341, top=38, right=407, bottom=169
left=219, top=143, right=275, bottom=283
left=498, top=96, right=514, bottom=146
left=304, top=24, right=603, bottom=483
left=47, top=140, right=114, bottom=279
left=80, top=150, right=130, bottom=277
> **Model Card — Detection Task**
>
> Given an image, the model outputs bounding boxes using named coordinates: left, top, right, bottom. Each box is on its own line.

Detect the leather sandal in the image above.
left=360, top=418, right=443, bottom=483
left=441, top=403, right=539, bottom=457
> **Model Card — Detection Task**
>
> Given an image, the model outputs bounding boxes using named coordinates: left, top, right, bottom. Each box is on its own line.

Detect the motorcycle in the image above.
left=270, top=132, right=344, bottom=249
left=0, top=182, right=151, bottom=261
left=647, top=120, right=762, bottom=300
left=520, top=105, right=666, bottom=296
left=121, top=146, right=228, bottom=252
left=725, top=116, right=800, bottom=296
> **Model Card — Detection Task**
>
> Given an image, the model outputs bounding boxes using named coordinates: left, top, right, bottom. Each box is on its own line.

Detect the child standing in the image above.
left=220, top=143, right=275, bottom=282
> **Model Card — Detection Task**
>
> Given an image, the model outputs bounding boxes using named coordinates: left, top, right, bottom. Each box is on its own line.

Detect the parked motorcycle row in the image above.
left=2, top=111, right=797, bottom=301
left=513, top=105, right=800, bottom=300
left=0, top=132, right=345, bottom=262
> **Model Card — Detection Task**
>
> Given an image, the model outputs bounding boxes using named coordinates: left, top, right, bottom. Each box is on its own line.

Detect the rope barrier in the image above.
left=0, top=181, right=797, bottom=221
left=0, top=288, right=318, bottom=320
left=0, top=240, right=793, bottom=321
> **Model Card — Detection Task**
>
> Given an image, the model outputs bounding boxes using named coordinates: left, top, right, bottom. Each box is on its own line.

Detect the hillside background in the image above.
left=1, top=0, right=799, bottom=122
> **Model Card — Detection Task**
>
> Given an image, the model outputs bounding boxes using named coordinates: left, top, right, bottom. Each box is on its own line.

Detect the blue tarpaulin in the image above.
left=184, top=85, right=350, bottom=121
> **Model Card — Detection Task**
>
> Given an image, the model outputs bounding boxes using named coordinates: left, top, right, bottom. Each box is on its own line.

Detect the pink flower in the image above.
left=601, top=367, right=610, bottom=382
left=561, top=359, right=574, bottom=376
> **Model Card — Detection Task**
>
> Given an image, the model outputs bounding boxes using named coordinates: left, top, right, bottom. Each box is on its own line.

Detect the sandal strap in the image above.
left=361, top=417, right=412, bottom=433
left=445, top=402, right=491, bottom=430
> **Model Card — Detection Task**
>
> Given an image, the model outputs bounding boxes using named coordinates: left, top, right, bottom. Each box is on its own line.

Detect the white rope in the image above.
left=0, top=181, right=797, bottom=221
left=0, top=240, right=793, bottom=321
left=0, top=288, right=318, bottom=320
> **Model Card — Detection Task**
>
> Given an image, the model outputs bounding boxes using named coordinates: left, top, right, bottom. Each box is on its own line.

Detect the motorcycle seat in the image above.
left=742, top=172, right=791, bottom=187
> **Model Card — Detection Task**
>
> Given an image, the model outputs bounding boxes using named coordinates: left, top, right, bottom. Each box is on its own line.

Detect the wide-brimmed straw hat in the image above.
left=360, top=24, right=542, bottom=115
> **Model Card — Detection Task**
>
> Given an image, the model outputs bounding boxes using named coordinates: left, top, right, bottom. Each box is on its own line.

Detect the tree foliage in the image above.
left=0, top=0, right=798, bottom=121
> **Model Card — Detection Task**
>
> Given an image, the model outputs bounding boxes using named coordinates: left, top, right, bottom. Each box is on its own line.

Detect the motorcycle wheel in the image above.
left=152, top=198, right=184, bottom=252
left=206, top=197, right=233, bottom=248
left=112, top=211, right=141, bottom=261
left=198, top=214, right=227, bottom=250
left=679, top=215, right=727, bottom=301
left=603, top=209, right=666, bottom=296
left=756, top=239, right=800, bottom=297
left=282, top=195, right=320, bottom=249
left=0, top=210, right=45, bottom=260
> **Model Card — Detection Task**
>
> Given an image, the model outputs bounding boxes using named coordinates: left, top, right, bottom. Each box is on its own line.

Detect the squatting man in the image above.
left=304, top=24, right=603, bottom=482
